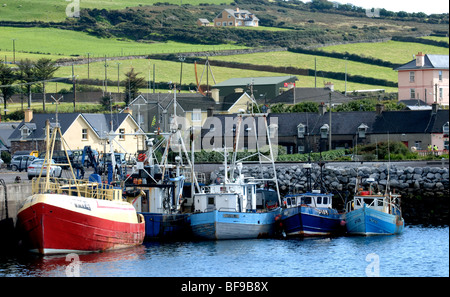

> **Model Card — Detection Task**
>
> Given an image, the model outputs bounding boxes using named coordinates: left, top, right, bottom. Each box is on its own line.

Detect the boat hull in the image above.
left=139, top=212, right=191, bottom=240
left=17, top=194, right=145, bottom=254
left=281, top=206, right=344, bottom=237
left=345, top=204, right=404, bottom=235
left=190, top=209, right=281, bottom=240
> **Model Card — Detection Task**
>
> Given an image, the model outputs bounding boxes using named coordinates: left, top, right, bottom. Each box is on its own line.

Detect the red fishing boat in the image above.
left=16, top=120, right=145, bottom=254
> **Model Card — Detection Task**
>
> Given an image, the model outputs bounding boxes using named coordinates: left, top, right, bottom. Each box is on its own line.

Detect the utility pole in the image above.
left=117, top=62, right=121, bottom=101
left=72, top=63, right=76, bottom=112
left=328, top=92, right=332, bottom=151
left=87, top=53, right=90, bottom=79
left=104, top=55, right=108, bottom=95
left=344, top=57, right=348, bottom=96
left=12, top=39, right=16, bottom=64
left=314, top=57, right=317, bottom=88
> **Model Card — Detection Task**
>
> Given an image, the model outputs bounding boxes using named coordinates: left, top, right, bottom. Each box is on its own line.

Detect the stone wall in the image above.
left=210, top=163, right=449, bottom=226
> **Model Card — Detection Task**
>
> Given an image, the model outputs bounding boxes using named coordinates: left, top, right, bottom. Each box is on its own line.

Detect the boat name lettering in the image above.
left=223, top=214, right=239, bottom=218
left=317, top=209, right=329, bottom=215
left=73, top=199, right=91, bottom=211
left=369, top=218, right=378, bottom=224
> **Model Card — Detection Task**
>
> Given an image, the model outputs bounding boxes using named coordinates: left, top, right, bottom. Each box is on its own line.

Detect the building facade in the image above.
left=395, top=52, right=449, bottom=107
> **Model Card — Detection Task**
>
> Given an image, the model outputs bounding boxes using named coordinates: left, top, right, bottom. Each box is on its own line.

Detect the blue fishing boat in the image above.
left=281, top=192, right=345, bottom=237
left=345, top=178, right=404, bottom=235
left=280, top=163, right=345, bottom=237
left=190, top=179, right=281, bottom=240
left=190, top=114, right=282, bottom=240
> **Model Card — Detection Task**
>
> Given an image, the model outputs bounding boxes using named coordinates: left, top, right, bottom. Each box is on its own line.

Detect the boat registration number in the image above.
left=223, top=214, right=239, bottom=218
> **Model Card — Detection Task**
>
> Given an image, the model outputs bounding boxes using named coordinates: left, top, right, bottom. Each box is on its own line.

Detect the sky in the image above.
left=306, top=0, right=449, bottom=15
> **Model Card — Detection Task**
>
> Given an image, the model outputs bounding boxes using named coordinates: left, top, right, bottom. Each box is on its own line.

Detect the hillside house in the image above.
left=395, top=52, right=449, bottom=107
left=213, top=8, right=259, bottom=27
left=8, top=110, right=145, bottom=156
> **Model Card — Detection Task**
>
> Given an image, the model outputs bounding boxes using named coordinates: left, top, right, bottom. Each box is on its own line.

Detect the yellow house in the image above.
left=9, top=110, right=145, bottom=156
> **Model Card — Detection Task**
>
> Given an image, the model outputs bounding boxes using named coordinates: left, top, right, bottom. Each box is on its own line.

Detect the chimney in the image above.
left=416, top=52, right=425, bottom=67
left=432, top=102, right=439, bottom=114
left=318, top=102, right=326, bottom=115
left=207, top=106, right=214, bottom=117
left=123, top=107, right=132, bottom=115
left=324, top=82, right=334, bottom=91
left=211, top=88, right=220, bottom=103
left=376, top=103, right=384, bottom=115
left=24, top=109, right=33, bottom=122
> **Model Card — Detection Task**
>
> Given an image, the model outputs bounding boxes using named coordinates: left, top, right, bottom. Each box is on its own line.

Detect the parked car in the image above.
left=10, top=155, right=37, bottom=172
left=27, top=158, right=62, bottom=180
left=38, top=150, right=74, bottom=168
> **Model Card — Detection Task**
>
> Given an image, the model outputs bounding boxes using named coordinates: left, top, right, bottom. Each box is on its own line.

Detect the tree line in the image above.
left=0, top=60, right=147, bottom=117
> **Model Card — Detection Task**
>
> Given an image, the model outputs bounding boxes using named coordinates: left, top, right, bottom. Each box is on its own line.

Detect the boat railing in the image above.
left=32, top=177, right=119, bottom=201
left=346, top=196, right=402, bottom=216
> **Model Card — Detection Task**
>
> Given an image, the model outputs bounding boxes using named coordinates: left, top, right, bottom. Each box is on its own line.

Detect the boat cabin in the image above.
left=350, top=194, right=401, bottom=216
left=283, top=192, right=334, bottom=209
left=193, top=182, right=259, bottom=213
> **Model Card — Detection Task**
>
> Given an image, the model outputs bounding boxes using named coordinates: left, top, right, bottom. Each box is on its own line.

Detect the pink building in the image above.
left=395, top=52, right=449, bottom=107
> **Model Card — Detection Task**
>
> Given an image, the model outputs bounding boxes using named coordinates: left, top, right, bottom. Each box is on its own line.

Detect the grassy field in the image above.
left=319, top=40, right=449, bottom=64
left=37, top=57, right=396, bottom=95
left=0, top=27, right=245, bottom=58
left=213, top=51, right=398, bottom=84
left=0, top=0, right=230, bottom=22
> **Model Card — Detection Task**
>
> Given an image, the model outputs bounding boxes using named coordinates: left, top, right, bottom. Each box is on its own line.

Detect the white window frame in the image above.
left=81, top=128, right=88, bottom=140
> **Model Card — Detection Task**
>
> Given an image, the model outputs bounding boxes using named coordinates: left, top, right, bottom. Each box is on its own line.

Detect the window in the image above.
left=119, top=128, right=125, bottom=140
left=297, top=124, right=305, bottom=138
left=208, top=197, right=215, bottom=205
left=82, top=128, right=88, bottom=140
left=229, top=22, right=233, bottom=26
left=301, top=196, right=312, bottom=205
left=439, top=88, right=443, bottom=99
left=323, top=197, right=328, bottom=204
left=439, top=70, right=443, bottom=81
left=21, top=127, right=30, bottom=137
left=410, top=88, right=416, bottom=99
left=216, top=22, right=221, bottom=26
left=317, top=197, right=322, bottom=204
left=409, top=71, right=415, bottom=82
left=192, top=109, right=201, bottom=122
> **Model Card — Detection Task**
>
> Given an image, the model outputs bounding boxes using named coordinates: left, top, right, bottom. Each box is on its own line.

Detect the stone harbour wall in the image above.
left=210, top=163, right=449, bottom=226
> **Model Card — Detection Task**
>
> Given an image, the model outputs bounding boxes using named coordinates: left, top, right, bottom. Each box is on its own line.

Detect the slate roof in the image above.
left=267, top=88, right=351, bottom=105
left=200, top=109, right=449, bottom=138
left=394, top=54, right=449, bottom=71
left=8, top=112, right=131, bottom=141
left=371, top=109, right=449, bottom=134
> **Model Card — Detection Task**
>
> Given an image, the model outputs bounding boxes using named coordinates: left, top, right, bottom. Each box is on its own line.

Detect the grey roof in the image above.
left=214, top=76, right=297, bottom=88
left=267, top=88, right=350, bottom=105
left=394, top=54, right=449, bottom=71
left=219, top=8, right=259, bottom=21
left=8, top=112, right=131, bottom=142
left=9, top=113, right=80, bottom=141
left=200, top=109, right=449, bottom=138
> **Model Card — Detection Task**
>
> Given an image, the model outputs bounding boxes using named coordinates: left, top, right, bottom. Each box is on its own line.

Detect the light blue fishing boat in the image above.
left=345, top=178, right=404, bottom=235
left=190, top=114, right=282, bottom=240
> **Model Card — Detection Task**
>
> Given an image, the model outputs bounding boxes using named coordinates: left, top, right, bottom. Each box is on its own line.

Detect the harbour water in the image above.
left=0, top=225, right=447, bottom=278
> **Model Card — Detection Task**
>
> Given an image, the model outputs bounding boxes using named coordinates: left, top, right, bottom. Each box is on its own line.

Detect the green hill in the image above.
left=0, top=0, right=448, bottom=105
